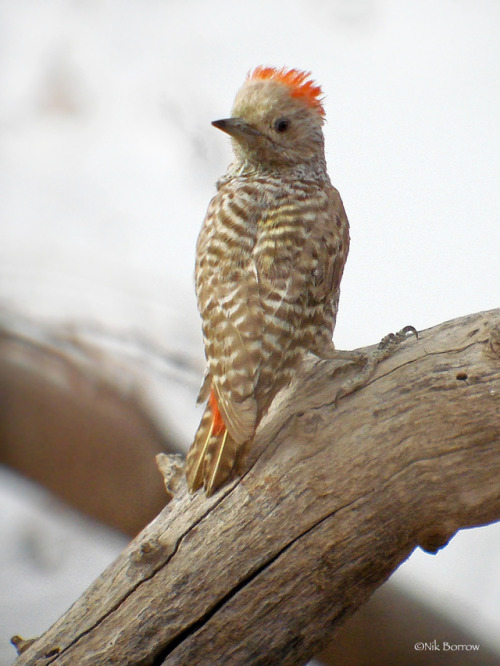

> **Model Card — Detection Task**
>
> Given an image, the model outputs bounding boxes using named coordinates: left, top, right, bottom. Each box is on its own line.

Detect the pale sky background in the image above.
left=0, top=1, right=499, bottom=663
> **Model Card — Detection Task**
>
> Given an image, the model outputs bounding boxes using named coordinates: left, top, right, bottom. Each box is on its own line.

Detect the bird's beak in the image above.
left=212, top=118, right=260, bottom=140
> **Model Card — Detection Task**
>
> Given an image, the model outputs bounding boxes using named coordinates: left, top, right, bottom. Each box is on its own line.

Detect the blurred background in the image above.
left=1, top=1, right=499, bottom=664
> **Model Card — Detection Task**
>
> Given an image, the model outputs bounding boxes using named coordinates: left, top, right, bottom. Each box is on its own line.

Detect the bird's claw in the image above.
left=377, top=325, right=418, bottom=351
left=335, top=324, right=418, bottom=404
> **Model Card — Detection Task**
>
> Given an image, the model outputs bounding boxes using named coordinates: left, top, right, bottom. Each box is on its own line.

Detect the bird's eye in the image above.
left=274, top=118, right=290, bottom=133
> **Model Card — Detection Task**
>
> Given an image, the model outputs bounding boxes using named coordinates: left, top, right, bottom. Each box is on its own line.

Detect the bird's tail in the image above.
left=185, top=389, right=240, bottom=495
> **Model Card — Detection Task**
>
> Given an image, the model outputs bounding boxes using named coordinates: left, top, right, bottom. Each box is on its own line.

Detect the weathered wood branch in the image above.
left=13, top=309, right=500, bottom=665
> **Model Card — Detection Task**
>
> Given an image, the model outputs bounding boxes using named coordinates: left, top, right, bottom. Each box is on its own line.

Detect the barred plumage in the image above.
left=185, top=66, right=350, bottom=495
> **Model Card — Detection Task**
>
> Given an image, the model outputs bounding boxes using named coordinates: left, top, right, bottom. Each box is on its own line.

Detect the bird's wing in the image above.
left=254, top=185, right=349, bottom=367
left=196, top=196, right=262, bottom=444
left=305, top=187, right=349, bottom=304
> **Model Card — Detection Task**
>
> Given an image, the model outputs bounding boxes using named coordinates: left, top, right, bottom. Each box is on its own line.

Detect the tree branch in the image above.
left=13, top=309, right=500, bottom=665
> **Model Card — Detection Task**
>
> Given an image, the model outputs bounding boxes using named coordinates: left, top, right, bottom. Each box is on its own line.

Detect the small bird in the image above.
left=185, top=66, right=351, bottom=495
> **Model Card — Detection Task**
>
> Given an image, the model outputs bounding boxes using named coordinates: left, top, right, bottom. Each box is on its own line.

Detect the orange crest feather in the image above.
left=249, top=66, right=325, bottom=116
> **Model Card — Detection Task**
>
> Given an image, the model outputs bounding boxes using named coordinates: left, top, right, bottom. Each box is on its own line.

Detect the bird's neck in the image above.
left=222, top=154, right=329, bottom=185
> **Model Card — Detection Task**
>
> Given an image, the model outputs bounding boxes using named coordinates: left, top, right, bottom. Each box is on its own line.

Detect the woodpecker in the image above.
left=185, top=66, right=350, bottom=495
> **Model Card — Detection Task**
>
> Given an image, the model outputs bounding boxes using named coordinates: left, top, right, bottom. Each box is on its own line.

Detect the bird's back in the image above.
left=196, top=169, right=349, bottom=421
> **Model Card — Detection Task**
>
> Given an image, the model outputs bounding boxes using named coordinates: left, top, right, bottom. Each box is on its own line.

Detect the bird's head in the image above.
left=213, top=66, right=326, bottom=171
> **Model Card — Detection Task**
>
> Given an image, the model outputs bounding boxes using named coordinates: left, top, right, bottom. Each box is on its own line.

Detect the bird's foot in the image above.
left=335, top=325, right=418, bottom=403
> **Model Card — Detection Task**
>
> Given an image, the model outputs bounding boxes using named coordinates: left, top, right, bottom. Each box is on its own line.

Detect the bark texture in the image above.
left=13, top=309, right=500, bottom=665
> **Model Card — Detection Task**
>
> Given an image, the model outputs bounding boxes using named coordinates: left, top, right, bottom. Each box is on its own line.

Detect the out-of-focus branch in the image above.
left=0, top=313, right=191, bottom=535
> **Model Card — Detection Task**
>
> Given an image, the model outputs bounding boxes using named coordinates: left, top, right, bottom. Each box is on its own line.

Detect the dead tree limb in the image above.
left=13, top=309, right=500, bottom=665
left=0, top=316, right=184, bottom=535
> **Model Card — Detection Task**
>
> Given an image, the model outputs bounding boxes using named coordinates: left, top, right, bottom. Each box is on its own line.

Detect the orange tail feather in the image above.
left=185, top=389, right=239, bottom=495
